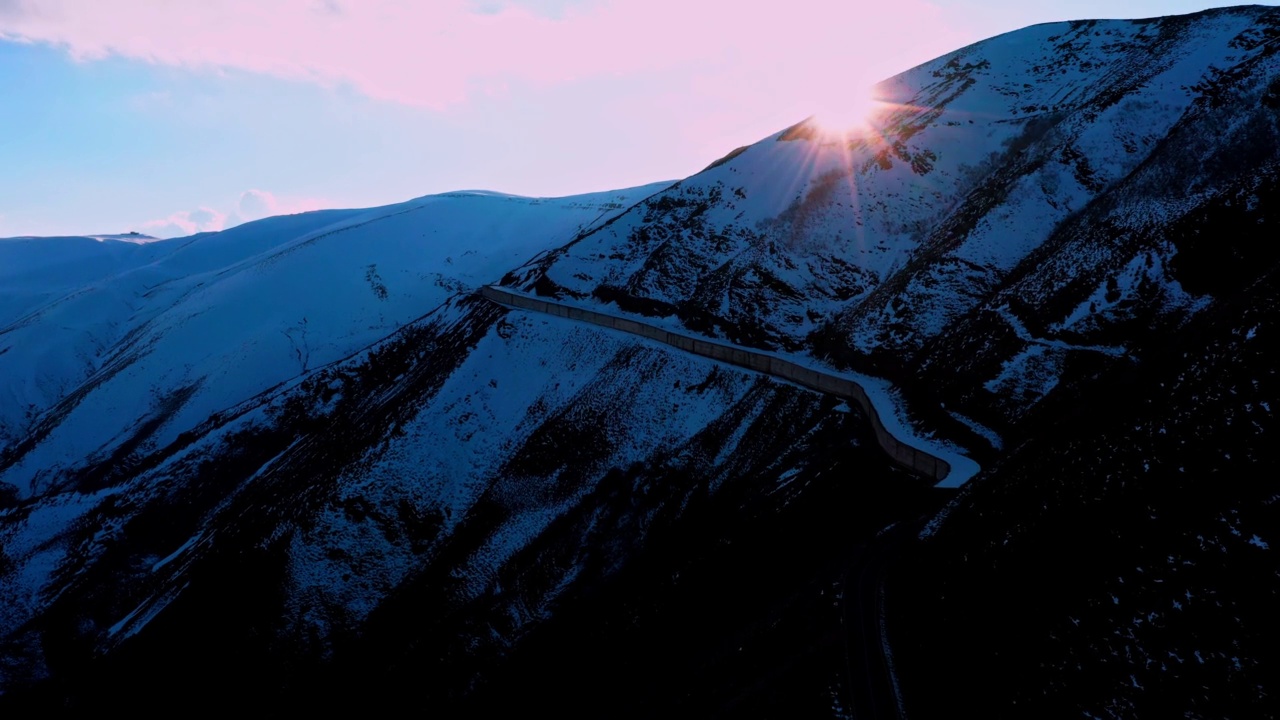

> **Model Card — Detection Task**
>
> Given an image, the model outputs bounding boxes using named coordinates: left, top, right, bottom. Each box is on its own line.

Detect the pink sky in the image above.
left=3, top=0, right=1264, bottom=237
left=3, top=0, right=965, bottom=112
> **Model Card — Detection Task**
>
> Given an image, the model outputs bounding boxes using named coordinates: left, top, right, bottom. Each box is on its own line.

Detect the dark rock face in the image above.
left=896, top=263, right=1280, bottom=718
left=4, top=7, right=1280, bottom=717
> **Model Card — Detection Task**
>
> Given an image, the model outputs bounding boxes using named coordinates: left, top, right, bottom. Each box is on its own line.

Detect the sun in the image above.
left=810, top=89, right=885, bottom=138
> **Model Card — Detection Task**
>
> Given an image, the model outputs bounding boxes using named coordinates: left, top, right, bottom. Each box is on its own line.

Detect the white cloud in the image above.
left=236, top=189, right=325, bottom=222
left=137, top=190, right=328, bottom=238
left=237, top=189, right=275, bottom=220
left=0, top=0, right=963, bottom=111
left=139, top=206, right=228, bottom=238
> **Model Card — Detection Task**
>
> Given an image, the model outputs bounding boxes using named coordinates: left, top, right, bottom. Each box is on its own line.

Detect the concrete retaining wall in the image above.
left=479, top=286, right=951, bottom=483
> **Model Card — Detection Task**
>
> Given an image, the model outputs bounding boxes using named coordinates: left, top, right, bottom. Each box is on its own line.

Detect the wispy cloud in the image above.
left=139, top=206, right=228, bottom=238
left=233, top=189, right=324, bottom=223
left=0, top=0, right=963, bottom=111
left=138, top=189, right=327, bottom=238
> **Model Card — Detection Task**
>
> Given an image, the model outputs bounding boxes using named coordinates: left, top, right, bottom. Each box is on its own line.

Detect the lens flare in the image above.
left=811, top=89, right=885, bottom=138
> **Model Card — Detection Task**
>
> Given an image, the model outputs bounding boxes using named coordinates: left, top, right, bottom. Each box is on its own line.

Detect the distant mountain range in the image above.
left=2, top=5, right=1278, bottom=716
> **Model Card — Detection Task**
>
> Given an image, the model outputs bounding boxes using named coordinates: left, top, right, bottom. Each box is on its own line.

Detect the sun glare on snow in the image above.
left=811, top=89, right=885, bottom=138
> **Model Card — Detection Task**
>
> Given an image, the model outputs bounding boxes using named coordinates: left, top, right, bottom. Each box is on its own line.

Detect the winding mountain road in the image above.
left=479, top=287, right=956, bottom=718
left=479, top=285, right=961, bottom=485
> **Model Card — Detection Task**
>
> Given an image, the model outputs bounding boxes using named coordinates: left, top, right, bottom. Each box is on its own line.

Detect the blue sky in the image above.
left=1, top=0, right=1275, bottom=237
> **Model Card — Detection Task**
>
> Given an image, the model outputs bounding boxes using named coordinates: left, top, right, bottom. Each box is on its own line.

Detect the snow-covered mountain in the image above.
left=2, top=6, right=1279, bottom=717
left=0, top=187, right=665, bottom=493
left=509, top=7, right=1277, bottom=434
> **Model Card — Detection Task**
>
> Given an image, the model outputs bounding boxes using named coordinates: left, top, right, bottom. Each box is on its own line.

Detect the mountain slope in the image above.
left=2, top=6, right=1280, bottom=716
left=507, top=5, right=1280, bottom=437
left=895, top=248, right=1280, bottom=718
left=0, top=185, right=667, bottom=496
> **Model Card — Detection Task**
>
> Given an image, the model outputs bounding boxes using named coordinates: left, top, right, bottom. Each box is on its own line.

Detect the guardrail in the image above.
left=479, top=286, right=951, bottom=483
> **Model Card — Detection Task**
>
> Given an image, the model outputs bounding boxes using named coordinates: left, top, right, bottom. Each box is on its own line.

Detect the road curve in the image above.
left=479, top=286, right=955, bottom=485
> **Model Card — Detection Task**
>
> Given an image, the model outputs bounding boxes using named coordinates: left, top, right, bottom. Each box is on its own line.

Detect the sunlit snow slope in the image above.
left=508, top=6, right=1280, bottom=435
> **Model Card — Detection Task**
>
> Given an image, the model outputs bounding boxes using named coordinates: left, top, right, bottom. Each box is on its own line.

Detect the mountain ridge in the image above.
left=2, top=6, right=1279, bottom=715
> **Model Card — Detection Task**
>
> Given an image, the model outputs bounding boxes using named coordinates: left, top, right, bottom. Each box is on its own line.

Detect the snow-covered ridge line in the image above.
left=479, top=286, right=975, bottom=486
